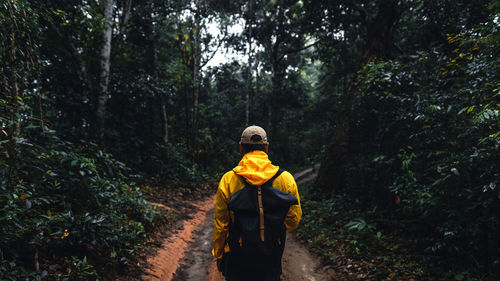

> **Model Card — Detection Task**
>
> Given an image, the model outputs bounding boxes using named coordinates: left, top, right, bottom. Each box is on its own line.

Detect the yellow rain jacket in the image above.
left=212, top=150, right=302, bottom=259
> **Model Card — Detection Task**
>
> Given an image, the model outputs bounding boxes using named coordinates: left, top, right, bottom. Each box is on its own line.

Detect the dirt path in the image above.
left=171, top=207, right=220, bottom=281
left=281, top=233, right=330, bottom=281
left=142, top=197, right=215, bottom=281
left=145, top=167, right=331, bottom=281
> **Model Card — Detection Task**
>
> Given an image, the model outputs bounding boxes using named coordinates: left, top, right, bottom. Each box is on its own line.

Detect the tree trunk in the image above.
left=6, top=3, right=19, bottom=158
left=254, top=52, right=259, bottom=117
left=361, top=0, right=400, bottom=65
left=267, top=62, right=275, bottom=141
left=49, top=19, right=92, bottom=93
left=246, top=48, right=252, bottom=127
left=245, top=0, right=253, bottom=127
left=150, top=13, right=168, bottom=146
left=119, top=0, right=132, bottom=38
left=314, top=0, right=400, bottom=196
left=161, top=101, right=169, bottom=145
left=3, top=0, right=21, bottom=189
left=7, top=16, right=19, bottom=153
left=191, top=9, right=201, bottom=158
left=95, top=0, right=114, bottom=141
left=266, top=0, right=285, bottom=141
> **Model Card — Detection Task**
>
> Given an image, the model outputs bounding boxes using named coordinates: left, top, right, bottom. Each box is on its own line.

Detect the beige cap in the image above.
left=240, top=125, right=268, bottom=144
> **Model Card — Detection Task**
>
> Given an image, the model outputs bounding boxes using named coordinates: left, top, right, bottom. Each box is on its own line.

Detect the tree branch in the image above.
left=277, top=40, right=319, bottom=63
left=119, top=0, right=132, bottom=38
left=200, top=24, right=228, bottom=69
left=47, top=16, right=92, bottom=91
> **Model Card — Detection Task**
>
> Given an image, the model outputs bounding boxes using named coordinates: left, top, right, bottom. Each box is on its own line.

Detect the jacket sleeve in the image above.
left=283, top=172, right=302, bottom=232
left=212, top=174, right=230, bottom=259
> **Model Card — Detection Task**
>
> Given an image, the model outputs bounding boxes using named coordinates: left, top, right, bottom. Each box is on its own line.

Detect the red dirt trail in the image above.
left=142, top=197, right=215, bottom=280
left=143, top=168, right=332, bottom=281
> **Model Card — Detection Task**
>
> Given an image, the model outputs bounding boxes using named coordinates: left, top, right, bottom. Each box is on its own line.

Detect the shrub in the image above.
left=0, top=129, right=160, bottom=279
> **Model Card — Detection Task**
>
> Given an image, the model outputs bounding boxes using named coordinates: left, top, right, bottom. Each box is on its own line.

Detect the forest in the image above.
left=1, top=0, right=499, bottom=280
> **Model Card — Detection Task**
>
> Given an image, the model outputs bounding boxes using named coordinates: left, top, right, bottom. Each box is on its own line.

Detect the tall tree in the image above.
left=247, top=0, right=314, bottom=140
left=191, top=0, right=202, bottom=157
left=245, top=0, right=254, bottom=127
left=314, top=0, right=401, bottom=195
left=2, top=0, right=21, bottom=188
left=96, top=0, right=115, bottom=141
left=188, top=0, right=230, bottom=158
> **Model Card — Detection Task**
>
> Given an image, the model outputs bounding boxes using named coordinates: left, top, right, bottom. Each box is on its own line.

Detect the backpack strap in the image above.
left=257, top=184, right=265, bottom=241
left=265, top=169, right=284, bottom=186
left=258, top=169, right=284, bottom=242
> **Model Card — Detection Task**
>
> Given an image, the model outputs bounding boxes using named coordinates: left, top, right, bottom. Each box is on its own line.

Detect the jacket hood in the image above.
left=233, top=150, right=279, bottom=186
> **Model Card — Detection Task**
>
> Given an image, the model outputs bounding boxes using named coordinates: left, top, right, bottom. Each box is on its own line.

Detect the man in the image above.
left=212, top=125, right=302, bottom=281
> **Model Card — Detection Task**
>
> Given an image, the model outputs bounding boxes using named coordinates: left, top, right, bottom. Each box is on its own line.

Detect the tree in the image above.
left=95, top=0, right=115, bottom=141
left=314, top=0, right=401, bottom=195
left=244, top=0, right=315, bottom=140
left=245, top=0, right=254, bottom=126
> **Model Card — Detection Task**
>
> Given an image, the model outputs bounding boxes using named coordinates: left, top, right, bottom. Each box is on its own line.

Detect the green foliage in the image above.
left=312, top=18, right=499, bottom=279
left=298, top=187, right=495, bottom=280
left=297, top=192, right=429, bottom=280
left=2, top=0, right=499, bottom=279
left=151, top=143, right=213, bottom=185
left=0, top=128, right=161, bottom=278
left=57, top=256, right=99, bottom=281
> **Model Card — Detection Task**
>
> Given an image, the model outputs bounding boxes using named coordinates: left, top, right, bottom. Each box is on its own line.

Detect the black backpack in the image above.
left=226, top=169, right=298, bottom=272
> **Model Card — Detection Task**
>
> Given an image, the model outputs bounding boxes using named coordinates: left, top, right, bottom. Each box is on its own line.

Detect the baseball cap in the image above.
left=240, top=125, right=268, bottom=144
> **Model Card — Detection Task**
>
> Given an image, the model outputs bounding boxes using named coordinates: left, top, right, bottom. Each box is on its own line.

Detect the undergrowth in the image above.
left=0, top=130, right=166, bottom=280
left=297, top=182, right=491, bottom=281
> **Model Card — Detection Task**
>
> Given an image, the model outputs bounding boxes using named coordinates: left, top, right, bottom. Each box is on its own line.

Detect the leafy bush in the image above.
left=150, top=143, right=213, bottom=185
left=0, top=129, right=160, bottom=279
left=320, top=25, right=500, bottom=279
left=297, top=195, right=429, bottom=280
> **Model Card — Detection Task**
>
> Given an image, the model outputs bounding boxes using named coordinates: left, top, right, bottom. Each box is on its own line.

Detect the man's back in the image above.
left=212, top=149, right=301, bottom=281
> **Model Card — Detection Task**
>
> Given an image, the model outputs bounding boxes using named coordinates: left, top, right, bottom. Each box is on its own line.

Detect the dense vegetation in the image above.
left=298, top=1, right=499, bottom=280
left=1, top=0, right=499, bottom=280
